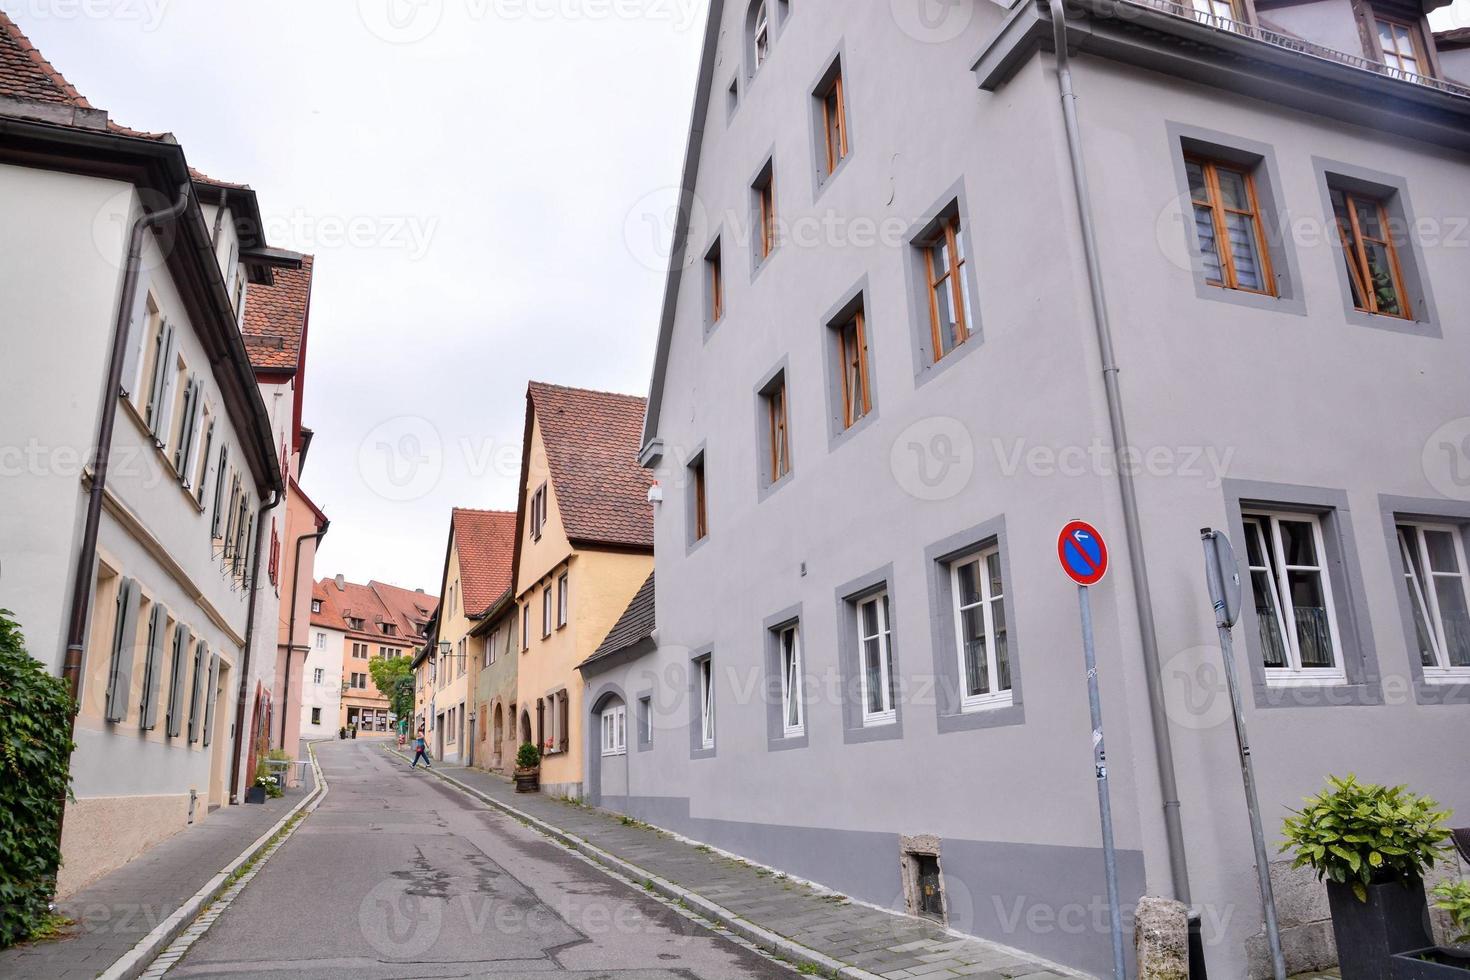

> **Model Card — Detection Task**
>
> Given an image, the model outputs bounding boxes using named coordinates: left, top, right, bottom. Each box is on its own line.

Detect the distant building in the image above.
left=425, top=508, right=516, bottom=765
left=300, top=581, right=345, bottom=741
left=310, top=578, right=435, bottom=733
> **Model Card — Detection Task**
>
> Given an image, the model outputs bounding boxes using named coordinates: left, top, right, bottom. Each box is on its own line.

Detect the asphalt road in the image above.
left=170, top=738, right=792, bottom=980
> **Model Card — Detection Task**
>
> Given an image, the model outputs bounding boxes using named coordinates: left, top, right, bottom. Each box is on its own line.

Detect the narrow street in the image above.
left=169, top=739, right=792, bottom=980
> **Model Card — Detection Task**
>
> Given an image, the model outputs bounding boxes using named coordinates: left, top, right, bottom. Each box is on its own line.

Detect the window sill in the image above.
left=601, top=749, right=627, bottom=758
left=781, top=726, right=805, bottom=740
left=1423, top=668, right=1470, bottom=685
left=961, top=691, right=1015, bottom=713
left=1264, top=669, right=1348, bottom=687
left=861, top=712, right=896, bottom=728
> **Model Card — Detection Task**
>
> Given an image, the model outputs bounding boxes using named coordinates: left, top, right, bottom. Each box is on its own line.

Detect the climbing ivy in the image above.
left=0, top=610, right=75, bottom=947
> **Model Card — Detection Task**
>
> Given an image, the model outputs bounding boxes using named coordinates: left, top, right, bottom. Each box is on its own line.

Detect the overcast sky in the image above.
left=12, top=0, right=706, bottom=593
left=12, top=0, right=1469, bottom=593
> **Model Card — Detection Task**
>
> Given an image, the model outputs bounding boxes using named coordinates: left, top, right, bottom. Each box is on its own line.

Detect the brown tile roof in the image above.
left=452, top=509, right=517, bottom=616
left=1437, top=28, right=1470, bottom=48
left=310, top=577, right=438, bottom=646
left=243, top=255, right=314, bottom=373
left=0, top=9, right=89, bottom=107
left=528, top=382, right=654, bottom=550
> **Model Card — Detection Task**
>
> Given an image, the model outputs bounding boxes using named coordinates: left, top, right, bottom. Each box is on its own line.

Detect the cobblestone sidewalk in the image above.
left=394, top=750, right=1082, bottom=980
left=0, top=758, right=316, bottom=980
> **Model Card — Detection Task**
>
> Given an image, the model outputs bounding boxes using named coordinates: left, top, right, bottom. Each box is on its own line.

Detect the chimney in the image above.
left=416, top=588, right=425, bottom=594
left=335, top=574, right=346, bottom=592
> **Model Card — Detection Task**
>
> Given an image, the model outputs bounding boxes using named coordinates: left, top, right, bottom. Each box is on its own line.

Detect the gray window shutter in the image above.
left=105, top=578, right=140, bottom=723
left=195, top=421, right=215, bottom=503
left=146, top=321, right=174, bottom=435
left=188, top=639, right=208, bottom=743
left=211, top=446, right=229, bottom=537
left=152, top=324, right=178, bottom=444
left=119, top=276, right=151, bottom=399
left=166, top=623, right=191, bottom=738
left=174, top=375, right=198, bottom=476
left=140, top=603, right=167, bottom=730
left=202, top=653, right=221, bottom=747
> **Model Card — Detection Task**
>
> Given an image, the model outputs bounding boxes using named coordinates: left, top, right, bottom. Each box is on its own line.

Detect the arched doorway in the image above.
left=588, top=687, right=629, bottom=806
left=519, top=709, right=532, bottom=749
left=492, top=703, right=505, bottom=770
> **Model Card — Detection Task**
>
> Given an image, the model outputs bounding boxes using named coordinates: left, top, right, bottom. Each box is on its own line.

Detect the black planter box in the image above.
left=244, top=785, right=267, bottom=804
left=1391, top=948, right=1470, bottom=979
left=1329, top=880, right=1434, bottom=980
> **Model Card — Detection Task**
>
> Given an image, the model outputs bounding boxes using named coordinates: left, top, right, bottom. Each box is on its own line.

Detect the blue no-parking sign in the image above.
left=1058, top=520, right=1109, bottom=587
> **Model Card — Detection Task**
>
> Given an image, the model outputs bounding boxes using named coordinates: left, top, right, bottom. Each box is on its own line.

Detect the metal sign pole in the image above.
left=1201, top=530, right=1286, bottom=980
left=1078, top=584, right=1127, bottom=980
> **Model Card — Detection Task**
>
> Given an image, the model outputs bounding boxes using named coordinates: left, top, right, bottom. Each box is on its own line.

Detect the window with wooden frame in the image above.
left=762, top=373, right=791, bottom=485
left=1331, top=187, right=1411, bottom=319
left=754, top=164, right=777, bottom=262
left=1186, top=157, right=1275, bottom=295
left=1375, top=15, right=1430, bottom=79
left=922, top=214, right=972, bottom=362
left=690, top=454, right=708, bottom=543
left=1189, top=0, right=1241, bottom=23
left=820, top=64, right=849, bottom=176
left=837, top=309, right=872, bottom=430
left=706, top=238, right=724, bottom=326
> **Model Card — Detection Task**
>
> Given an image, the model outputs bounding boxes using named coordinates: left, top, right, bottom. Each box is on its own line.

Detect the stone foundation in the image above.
left=56, top=794, right=193, bottom=898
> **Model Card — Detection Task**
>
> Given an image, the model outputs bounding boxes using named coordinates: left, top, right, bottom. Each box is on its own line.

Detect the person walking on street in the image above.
left=411, top=729, right=431, bottom=769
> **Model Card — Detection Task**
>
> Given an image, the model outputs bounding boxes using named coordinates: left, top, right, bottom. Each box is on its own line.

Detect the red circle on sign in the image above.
left=1058, top=520, right=1109, bottom=586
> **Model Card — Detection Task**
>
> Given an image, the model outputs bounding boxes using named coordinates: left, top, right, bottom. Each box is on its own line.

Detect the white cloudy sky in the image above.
left=11, top=0, right=706, bottom=593
left=11, top=0, right=1469, bottom=592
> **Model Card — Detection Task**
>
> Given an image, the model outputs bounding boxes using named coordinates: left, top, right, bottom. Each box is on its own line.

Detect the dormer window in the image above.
left=1375, top=16, right=1429, bottom=79
left=312, top=599, right=322, bottom=614
left=753, top=1, right=770, bottom=71
left=381, top=623, right=398, bottom=637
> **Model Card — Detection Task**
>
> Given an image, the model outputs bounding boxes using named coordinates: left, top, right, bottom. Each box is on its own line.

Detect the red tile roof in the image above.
left=0, top=9, right=89, bottom=107
left=243, top=255, right=314, bottom=373
left=310, top=577, right=438, bottom=645
left=452, top=509, right=517, bottom=616
left=528, top=382, right=654, bottom=551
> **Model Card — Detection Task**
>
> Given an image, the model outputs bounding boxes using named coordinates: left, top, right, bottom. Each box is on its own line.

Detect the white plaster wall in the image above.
left=301, top=625, right=345, bottom=739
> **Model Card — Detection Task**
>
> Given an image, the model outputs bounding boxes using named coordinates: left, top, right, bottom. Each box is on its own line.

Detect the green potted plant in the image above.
left=514, top=742, right=541, bottom=794
left=1281, top=775, right=1452, bottom=980
left=1389, top=882, right=1470, bottom=978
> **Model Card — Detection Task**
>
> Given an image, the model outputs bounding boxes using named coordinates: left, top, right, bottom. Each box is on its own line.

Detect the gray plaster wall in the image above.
left=631, top=3, right=1470, bottom=977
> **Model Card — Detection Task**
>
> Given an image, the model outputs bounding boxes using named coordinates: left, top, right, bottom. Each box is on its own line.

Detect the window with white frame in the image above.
left=698, top=657, right=715, bottom=749
left=545, top=693, right=559, bottom=753
left=557, top=572, right=569, bottom=628
left=601, top=702, right=627, bottom=756
left=857, top=592, right=896, bottom=725
left=950, top=547, right=1012, bottom=709
left=315, top=632, right=325, bottom=649
left=778, top=624, right=804, bottom=737
left=314, top=668, right=324, bottom=684
left=542, top=587, right=553, bottom=638
left=1243, top=513, right=1345, bottom=683
left=486, top=627, right=499, bottom=668
left=751, top=1, right=770, bottom=71
left=1397, top=522, right=1470, bottom=680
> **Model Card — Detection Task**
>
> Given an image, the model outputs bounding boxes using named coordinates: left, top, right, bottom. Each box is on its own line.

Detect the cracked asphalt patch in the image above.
left=166, top=739, right=794, bottom=980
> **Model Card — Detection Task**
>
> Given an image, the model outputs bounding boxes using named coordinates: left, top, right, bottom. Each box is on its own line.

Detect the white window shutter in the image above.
left=194, top=420, right=214, bottom=503
left=140, top=603, right=167, bottom=730
left=119, top=277, right=151, bottom=399
left=166, top=624, right=191, bottom=738
left=105, top=578, right=140, bottom=723
left=211, top=447, right=230, bottom=538
left=188, top=639, right=208, bottom=743
left=202, top=653, right=220, bottom=747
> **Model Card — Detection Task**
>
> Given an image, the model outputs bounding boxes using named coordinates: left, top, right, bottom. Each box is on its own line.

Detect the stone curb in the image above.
left=96, top=741, right=333, bottom=980
left=389, top=747, right=885, bottom=980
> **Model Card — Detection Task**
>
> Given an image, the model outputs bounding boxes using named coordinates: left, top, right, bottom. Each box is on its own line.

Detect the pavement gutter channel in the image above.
left=387, top=746, right=888, bottom=980
left=98, top=740, right=334, bottom=980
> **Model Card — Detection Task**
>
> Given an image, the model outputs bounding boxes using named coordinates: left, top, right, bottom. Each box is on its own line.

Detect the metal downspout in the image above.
left=229, top=488, right=282, bottom=804
left=280, top=523, right=330, bottom=746
left=1048, top=0, right=1192, bottom=906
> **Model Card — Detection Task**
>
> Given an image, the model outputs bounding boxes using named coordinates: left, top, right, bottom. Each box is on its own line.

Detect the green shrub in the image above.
left=515, top=743, right=541, bottom=770
left=1432, top=880, right=1470, bottom=945
left=0, top=611, right=75, bottom=947
left=1280, top=775, right=1451, bottom=902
